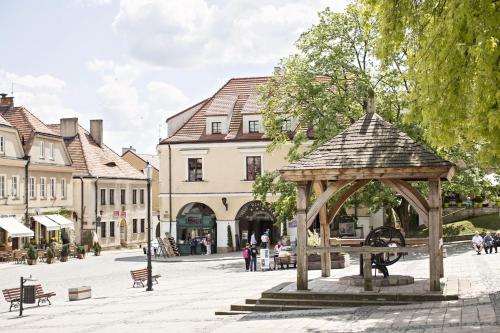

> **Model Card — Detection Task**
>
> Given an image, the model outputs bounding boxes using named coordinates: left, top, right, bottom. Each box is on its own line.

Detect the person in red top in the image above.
left=242, top=244, right=251, bottom=271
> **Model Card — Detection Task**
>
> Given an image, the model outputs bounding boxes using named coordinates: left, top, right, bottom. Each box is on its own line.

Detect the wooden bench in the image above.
left=274, top=255, right=297, bottom=269
left=2, top=284, right=56, bottom=311
left=130, top=268, right=161, bottom=288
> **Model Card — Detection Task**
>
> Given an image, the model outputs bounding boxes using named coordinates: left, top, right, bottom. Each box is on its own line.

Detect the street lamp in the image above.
left=145, top=162, right=154, bottom=291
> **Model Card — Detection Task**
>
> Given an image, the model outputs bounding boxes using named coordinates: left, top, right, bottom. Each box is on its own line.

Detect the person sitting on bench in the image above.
left=472, top=231, right=484, bottom=255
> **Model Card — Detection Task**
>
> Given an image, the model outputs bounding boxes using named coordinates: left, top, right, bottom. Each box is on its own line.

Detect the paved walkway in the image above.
left=0, top=243, right=498, bottom=332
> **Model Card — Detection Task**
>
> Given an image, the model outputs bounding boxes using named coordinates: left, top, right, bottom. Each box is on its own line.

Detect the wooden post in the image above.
left=428, top=179, right=442, bottom=291
left=296, top=181, right=309, bottom=290
left=314, top=181, right=331, bottom=277
left=362, top=253, right=373, bottom=291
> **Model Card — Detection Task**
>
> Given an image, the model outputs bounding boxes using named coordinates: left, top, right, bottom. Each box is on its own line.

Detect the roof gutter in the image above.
left=169, top=144, right=172, bottom=234
left=24, top=155, right=30, bottom=228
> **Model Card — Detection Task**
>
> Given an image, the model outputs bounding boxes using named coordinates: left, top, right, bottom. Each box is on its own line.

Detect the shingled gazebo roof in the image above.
left=280, top=113, right=454, bottom=181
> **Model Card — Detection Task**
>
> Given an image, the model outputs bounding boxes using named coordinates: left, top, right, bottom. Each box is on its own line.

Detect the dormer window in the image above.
left=211, top=122, right=222, bottom=134
left=249, top=120, right=260, bottom=133
left=0, top=135, right=4, bottom=154
left=40, top=141, right=45, bottom=159
left=49, top=142, right=54, bottom=160
left=281, top=119, right=292, bottom=132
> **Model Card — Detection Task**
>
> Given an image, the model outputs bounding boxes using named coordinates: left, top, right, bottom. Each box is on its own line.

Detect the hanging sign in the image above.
left=120, top=211, right=127, bottom=218
left=113, top=211, right=119, bottom=218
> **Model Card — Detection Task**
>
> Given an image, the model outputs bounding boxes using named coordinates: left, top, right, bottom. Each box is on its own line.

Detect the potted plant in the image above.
left=27, top=245, right=38, bottom=265
left=60, top=244, right=69, bottom=262
left=77, top=245, right=86, bottom=259
left=93, top=242, right=102, bottom=256
left=46, top=247, right=55, bottom=264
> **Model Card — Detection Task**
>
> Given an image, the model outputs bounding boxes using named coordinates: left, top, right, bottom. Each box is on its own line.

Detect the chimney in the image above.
left=366, top=88, right=375, bottom=114
left=60, top=118, right=78, bottom=138
left=90, top=119, right=103, bottom=146
left=122, top=146, right=136, bottom=155
left=0, top=93, right=14, bottom=107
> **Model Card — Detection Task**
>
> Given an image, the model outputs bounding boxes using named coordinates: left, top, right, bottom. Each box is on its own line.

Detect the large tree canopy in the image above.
left=364, top=0, right=500, bottom=166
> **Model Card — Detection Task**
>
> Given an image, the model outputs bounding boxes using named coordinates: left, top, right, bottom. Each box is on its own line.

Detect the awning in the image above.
left=0, top=217, right=34, bottom=237
left=46, top=214, right=74, bottom=229
left=32, top=215, right=60, bottom=231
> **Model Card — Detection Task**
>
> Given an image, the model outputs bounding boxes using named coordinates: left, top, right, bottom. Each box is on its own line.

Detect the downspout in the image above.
left=24, top=155, right=30, bottom=234
left=168, top=144, right=172, bottom=234
left=95, top=177, right=99, bottom=235
left=80, top=177, right=84, bottom=242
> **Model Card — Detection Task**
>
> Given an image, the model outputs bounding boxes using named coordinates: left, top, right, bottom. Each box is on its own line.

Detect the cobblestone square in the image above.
left=0, top=242, right=499, bottom=332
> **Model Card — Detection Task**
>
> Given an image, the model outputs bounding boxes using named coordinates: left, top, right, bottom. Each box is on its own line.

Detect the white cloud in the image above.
left=0, top=69, right=73, bottom=123
left=112, top=0, right=350, bottom=68
left=72, top=0, right=114, bottom=7
left=88, top=59, right=190, bottom=153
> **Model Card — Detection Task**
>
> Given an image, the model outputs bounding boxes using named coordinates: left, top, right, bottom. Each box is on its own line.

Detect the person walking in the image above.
left=200, top=237, right=207, bottom=255
left=472, top=231, right=484, bottom=255
left=484, top=231, right=494, bottom=254
left=189, top=237, right=198, bottom=255
left=250, top=232, right=257, bottom=246
left=206, top=235, right=212, bottom=255
left=242, top=244, right=251, bottom=271
left=260, top=232, right=269, bottom=249
left=493, top=231, right=500, bottom=253
left=250, top=244, right=258, bottom=272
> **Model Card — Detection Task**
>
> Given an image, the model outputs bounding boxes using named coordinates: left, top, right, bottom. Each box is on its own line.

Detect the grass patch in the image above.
left=408, top=214, right=500, bottom=238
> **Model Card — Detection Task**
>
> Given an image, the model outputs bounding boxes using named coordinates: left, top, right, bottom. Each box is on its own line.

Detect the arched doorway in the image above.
left=236, top=200, right=277, bottom=248
left=119, top=219, right=127, bottom=247
left=176, top=202, right=217, bottom=255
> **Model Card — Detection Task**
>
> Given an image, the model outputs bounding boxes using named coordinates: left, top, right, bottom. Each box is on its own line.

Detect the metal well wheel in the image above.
left=364, top=226, right=405, bottom=267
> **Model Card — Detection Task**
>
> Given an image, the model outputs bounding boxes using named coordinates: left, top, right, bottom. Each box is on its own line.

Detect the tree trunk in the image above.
left=395, top=198, right=411, bottom=234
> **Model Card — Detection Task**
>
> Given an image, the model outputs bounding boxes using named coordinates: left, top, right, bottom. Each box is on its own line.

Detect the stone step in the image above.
left=252, top=297, right=411, bottom=307
left=230, top=304, right=326, bottom=312
left=214, top=310, right=252, bottom=316
left=261, top=291, right=456, bottom=302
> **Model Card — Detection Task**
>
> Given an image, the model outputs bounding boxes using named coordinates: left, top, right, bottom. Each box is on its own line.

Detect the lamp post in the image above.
left=145, top=163, right=153, bottom=291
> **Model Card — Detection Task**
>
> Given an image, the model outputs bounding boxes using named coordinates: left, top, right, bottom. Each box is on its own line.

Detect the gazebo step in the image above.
left=253, top=297, right=411, bottom=307
left=261, top=291, right=457, bottom=302
left=230, top=304, right=327, bottom=312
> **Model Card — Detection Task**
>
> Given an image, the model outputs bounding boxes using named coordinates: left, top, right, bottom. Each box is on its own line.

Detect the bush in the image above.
left=77, top=245, right=86, bottom=254
left=227, top=224, right=233, bottom=248
left=61, top=244, right=69, bottom=257
left=46, top=247, right=54, bottom=259
left=27, top=245, right=38, bottom=260
left=93, top=242, right=102, bottom=252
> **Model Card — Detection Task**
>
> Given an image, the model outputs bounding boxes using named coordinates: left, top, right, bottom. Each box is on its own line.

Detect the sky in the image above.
left=0, top=0, right=349, bottom=154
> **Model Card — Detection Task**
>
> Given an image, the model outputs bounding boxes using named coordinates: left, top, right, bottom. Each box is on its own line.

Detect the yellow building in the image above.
left=158, top=77, right=302, bottom=254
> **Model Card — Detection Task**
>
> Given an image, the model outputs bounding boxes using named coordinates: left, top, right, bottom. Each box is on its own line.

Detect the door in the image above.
left=120, top=219, right=127, bottom=247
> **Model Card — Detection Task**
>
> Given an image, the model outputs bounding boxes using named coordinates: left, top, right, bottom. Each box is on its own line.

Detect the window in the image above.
left=132, top=189, right=137, bottom=204
left=11, top=176, right=18, bottom=199
left=140, top=189, right=145, bottom=204
left=281, top=119, right=292, bottom=131
left=140, top=219, right=145, bottom=233
left=0, top=176, right=5, bottom=198
left=109, top=189, right=115, bottom=205
left=188, top=158, right=203, bottom=182
left=133, top=219, right=137, bottom=233
left=50, top=178, right=56, bottom=199
left=61, top=178, right=66, bottom=199
left=40, top=177, right=46, bottom=198
left=29, top=177, right=35, bottom=199
left=100, top=189, right=106, bottom=205
left=248, top=120, right=260, bottom=133
left=40, top=141, right=45, bottom=159
left=49, top=143, right=54, bottom=160
left=100, top=222, right=106, bottom=238
left=246, top=156, right=262, bottom=181
left=109, top=221, right=115, bottom=237
left=0, top=135, right=4, bottom=154
left=121, top=189, right=126, bottom=204
left=211, top=121, right=222, bottom=134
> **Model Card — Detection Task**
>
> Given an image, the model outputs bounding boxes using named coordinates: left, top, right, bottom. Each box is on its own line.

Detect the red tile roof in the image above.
left=49, top=124, right=146, bottom=179
left=0, top=114, right=12, bottom=127
left=161, top=77, right=272, bottom=144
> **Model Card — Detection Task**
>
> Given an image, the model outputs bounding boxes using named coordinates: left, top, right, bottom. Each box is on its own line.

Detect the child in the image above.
left=242, top=245, right=251, bottom=271
left=250, top=244, right=258, bottom=272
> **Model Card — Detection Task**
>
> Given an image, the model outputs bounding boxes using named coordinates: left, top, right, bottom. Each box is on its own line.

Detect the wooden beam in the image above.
left=307, top=180, right=350, bottom=227
left=363, top=253, right=373, bottom=291
left=307, top=245, right=429, bottom=254
left=381, top=179, right=429, bottom=226
left=329, top=237, right=429, bottom=246
left=327, top=179, right=371, bottom=224
left=312, top=181, right=332, bottom=277
left=296, top=181, right=309, bottom=290
left=428, top=179, right=442, bottom=292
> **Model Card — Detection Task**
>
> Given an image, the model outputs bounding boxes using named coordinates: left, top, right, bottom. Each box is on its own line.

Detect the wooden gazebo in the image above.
left=280, top=103, right=455, bottom=292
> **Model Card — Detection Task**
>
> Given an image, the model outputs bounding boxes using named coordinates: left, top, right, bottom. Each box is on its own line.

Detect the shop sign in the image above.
left=187, top=216, right=201, bottom=225
left=113, top=211, right=119, bottom=218
left=287, top=219, right=297, bottom=228
left=120, top=211, right=127, bottom=218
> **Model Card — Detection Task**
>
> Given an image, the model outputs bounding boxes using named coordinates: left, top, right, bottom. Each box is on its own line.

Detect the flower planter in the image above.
left=94, top=251, right=101, bottom=256
left=27, top=259, right=37, bottom=265
left=60, top=256, right=68, bottom=262
left=46, top=258, right=55, bottom=264
left=77, top=253, right=85, bottom=259
left=307, top=253, right=350, bottom=270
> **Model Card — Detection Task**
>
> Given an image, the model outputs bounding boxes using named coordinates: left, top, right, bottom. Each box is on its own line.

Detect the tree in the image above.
left=363, top=0, right=500, bottom=166
left=227, top=224, right=233, bottom=249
